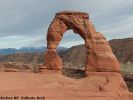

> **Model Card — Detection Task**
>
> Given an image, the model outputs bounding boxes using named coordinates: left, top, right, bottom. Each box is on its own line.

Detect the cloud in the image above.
left=99, top=15, right=133, bottom=40
left=0, top=0, right=133, bottom=48
left=59, top=30, right=84, bottom=47
left=0, top=33, right=47, bottom=49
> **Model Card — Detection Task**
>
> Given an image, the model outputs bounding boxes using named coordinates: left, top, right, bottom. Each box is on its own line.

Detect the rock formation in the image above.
left=38, top=11, right=133, bottom=99
left=42, top=11, right=120, bottom=73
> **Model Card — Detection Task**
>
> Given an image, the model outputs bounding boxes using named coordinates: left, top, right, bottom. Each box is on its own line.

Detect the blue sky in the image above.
left=0, top=0, right=133, bottom=48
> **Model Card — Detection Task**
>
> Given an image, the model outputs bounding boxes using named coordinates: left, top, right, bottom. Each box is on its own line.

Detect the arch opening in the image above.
left=58, top=30, right=86, bottom=78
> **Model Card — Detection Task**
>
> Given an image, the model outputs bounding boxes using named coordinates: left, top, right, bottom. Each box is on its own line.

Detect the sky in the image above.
left=0, top=0, right=133, bottom=49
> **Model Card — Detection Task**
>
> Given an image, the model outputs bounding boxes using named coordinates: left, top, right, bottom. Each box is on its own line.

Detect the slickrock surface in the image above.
left=0, top=72, right=132, bottom=100
left=0, top=62, right=33, bottom=72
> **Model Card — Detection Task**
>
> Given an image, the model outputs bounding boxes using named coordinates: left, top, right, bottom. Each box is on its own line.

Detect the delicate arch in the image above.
left=42, top=11, right=120, bottom=74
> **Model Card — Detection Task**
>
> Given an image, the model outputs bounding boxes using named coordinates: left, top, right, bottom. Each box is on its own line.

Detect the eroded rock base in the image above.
left=39, top=66, right=61, bottom=74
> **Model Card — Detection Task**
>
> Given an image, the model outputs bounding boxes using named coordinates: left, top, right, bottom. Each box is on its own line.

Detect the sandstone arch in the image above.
left=41, top=11, right=120, bottom=74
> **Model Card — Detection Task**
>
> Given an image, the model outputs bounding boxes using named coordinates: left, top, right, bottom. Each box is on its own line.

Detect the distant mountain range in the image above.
left=109, top=38, right=133, bottom=63
left=0, top=38, right=132, bottom=65
left=0, top=46, right=67, bottom=55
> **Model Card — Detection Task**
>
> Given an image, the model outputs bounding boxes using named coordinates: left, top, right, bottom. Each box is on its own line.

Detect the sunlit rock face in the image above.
left=44, top=11, right=120, bottom=73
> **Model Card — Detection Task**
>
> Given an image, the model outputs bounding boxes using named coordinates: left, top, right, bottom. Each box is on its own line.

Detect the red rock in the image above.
left=85, top=32, right=120, bottom=73
left=38, top=11, right=133, bottom=99
left=44, top=49, right=62, bottom=70
left=4, top=68, right=18, bottom=72
left=0, top=72, right=132, bottom=100
left=43, top=11, right=120, bottom=72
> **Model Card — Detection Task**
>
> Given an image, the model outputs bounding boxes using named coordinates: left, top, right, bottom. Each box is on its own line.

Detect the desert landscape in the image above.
left=0, top=1, right=133, bottom=100
left=0, top=11, right=132, bottom=100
